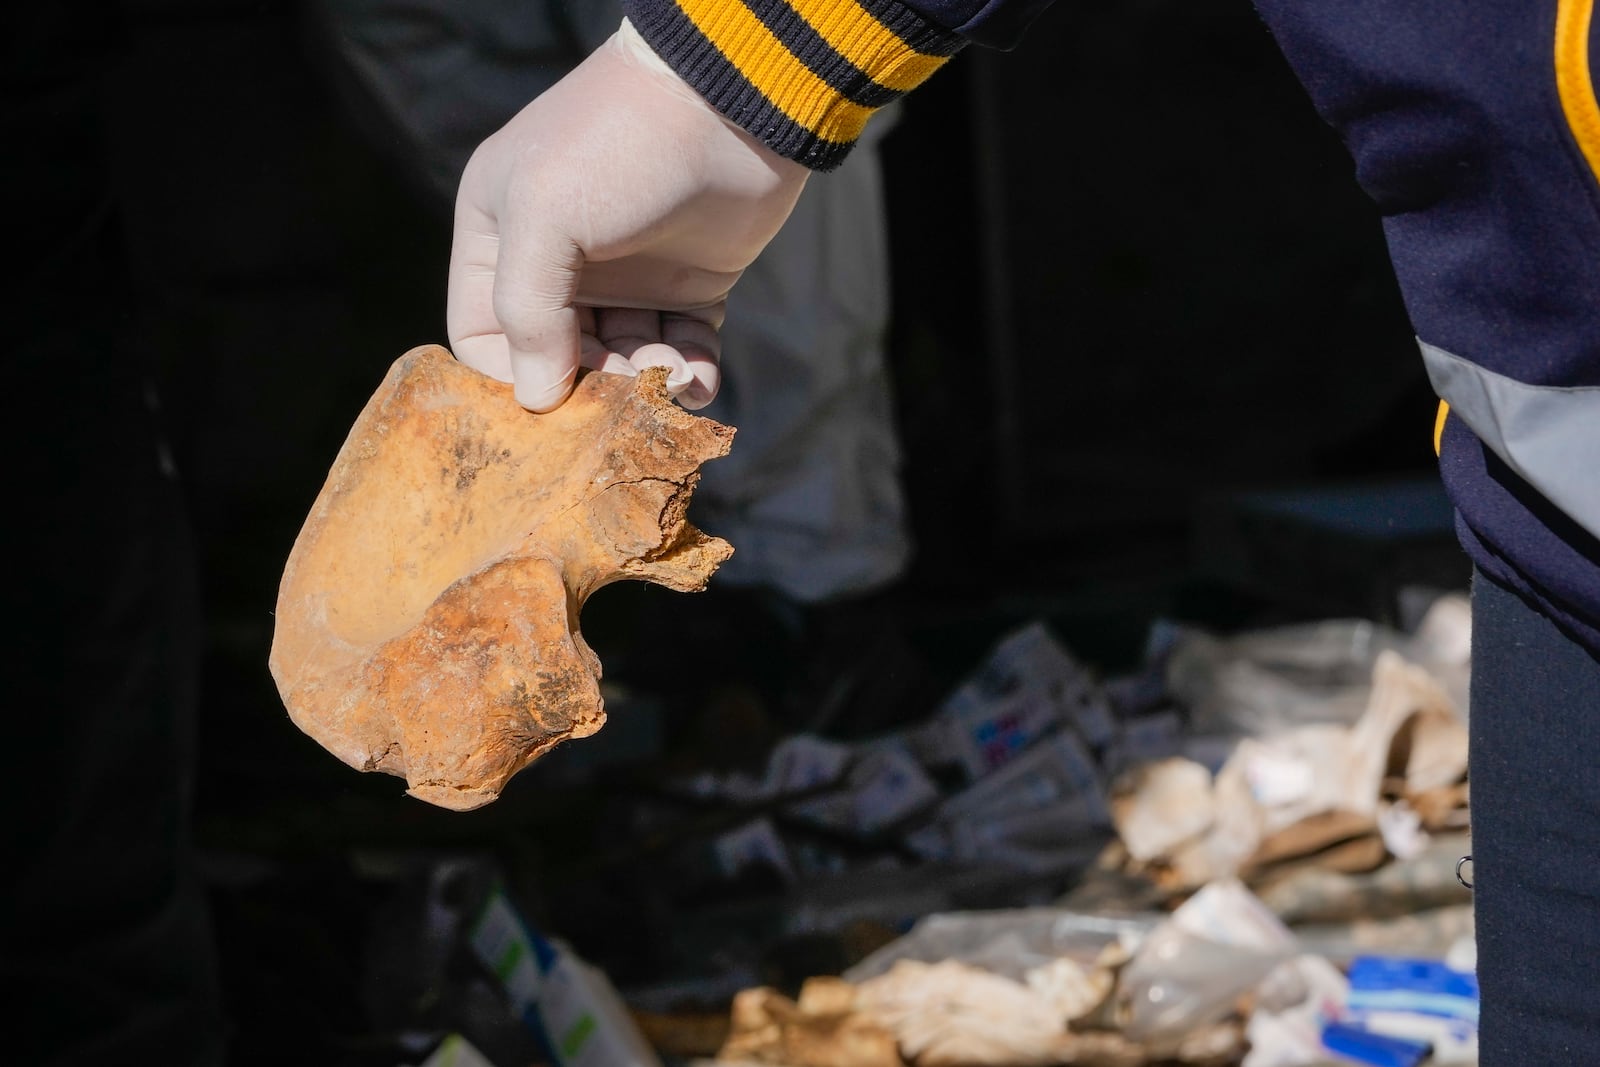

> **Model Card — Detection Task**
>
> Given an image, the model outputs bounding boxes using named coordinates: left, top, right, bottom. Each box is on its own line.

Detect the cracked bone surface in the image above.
left=269, top=345, right=733, bottom=811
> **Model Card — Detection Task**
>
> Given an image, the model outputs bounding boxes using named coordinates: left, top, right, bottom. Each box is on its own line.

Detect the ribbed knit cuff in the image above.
left=622, top=0, right=965, bottom=171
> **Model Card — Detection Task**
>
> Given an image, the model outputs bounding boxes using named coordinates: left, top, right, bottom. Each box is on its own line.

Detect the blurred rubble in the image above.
left=340, top=590, right=1478, bottom=1066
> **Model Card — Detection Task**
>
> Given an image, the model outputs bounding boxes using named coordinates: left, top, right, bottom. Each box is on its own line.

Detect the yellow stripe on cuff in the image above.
left=1555, top=0, right=1600, bottom=184
left=674, top=0, right=942, bottom=146
left=1434, top=400, right=1450, bottom=455
left=677, top=0, right=875, bottom=144
left=788, top=0, right=951, bottom=92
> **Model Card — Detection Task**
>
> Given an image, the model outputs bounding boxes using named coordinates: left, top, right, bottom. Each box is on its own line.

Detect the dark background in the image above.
left=44, top=0, right=1466, bottom=1060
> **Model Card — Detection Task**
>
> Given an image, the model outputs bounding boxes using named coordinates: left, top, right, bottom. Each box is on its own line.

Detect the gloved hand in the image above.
left=448, top=19, right=810, bottom=412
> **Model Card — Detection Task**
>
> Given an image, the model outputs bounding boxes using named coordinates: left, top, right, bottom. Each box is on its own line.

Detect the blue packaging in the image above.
left=1321, top=1021, right=1432, bottom=1067
left=1346, top=955, right=1479, bottom=1024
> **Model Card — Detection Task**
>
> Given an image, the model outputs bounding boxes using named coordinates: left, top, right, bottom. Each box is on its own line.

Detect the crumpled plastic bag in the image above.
left=1116, top=881, right=1297, bottom=1043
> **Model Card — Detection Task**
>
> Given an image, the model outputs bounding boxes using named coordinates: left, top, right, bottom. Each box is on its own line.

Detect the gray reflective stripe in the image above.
left=1421, top=340, right=1600, bottom=540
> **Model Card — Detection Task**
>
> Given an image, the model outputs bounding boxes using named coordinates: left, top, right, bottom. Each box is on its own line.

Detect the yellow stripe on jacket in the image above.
left=787, top=0, right=952, bottom=91
left=1555, top=0, right=1600, bottom=183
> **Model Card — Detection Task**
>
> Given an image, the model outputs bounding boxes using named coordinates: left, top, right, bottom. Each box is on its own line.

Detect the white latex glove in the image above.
left=448, top=19, right=809, bottom=412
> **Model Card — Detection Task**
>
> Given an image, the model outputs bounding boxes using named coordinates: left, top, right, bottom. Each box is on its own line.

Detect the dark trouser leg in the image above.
left=1470, top=568, right=1600, bottom=1064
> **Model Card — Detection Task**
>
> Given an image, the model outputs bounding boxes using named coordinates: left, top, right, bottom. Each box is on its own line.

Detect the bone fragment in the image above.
left=270, top=345, right=733, bottom=810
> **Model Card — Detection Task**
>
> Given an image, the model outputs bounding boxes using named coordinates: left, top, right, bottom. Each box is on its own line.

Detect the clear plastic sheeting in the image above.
left=1165, top=595, right=1471, bottom=744
left=845, top=909, right=1156, bottom=984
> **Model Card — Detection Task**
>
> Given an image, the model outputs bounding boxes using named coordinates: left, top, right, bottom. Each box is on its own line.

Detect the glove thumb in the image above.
left=494, top=227, right=584, bottom=413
